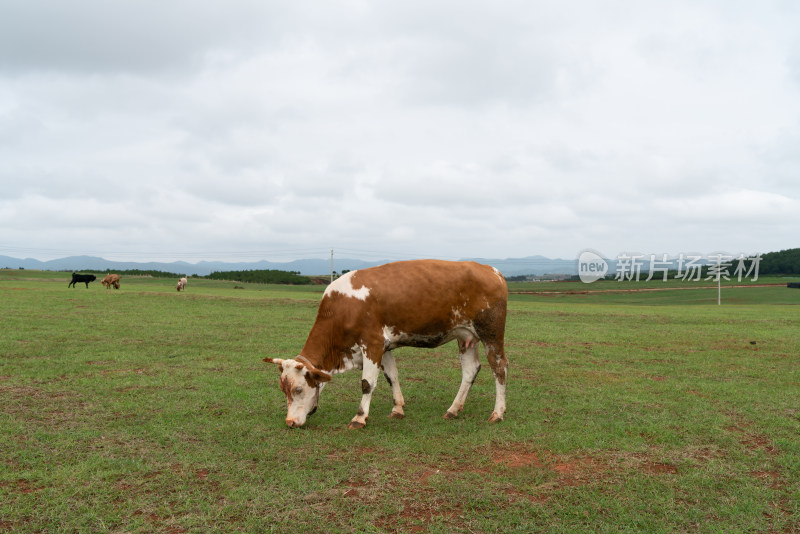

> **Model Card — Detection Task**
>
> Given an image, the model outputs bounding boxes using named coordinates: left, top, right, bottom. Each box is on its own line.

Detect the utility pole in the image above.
left=330, top=249, right=334, bottom=283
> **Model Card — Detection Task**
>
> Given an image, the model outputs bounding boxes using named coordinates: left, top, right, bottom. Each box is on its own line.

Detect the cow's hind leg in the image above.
left=444, top=338, right=481, bottom=419
left=485, top=340, right=508, bottom=423
left=381, top=351, right=405, bottom=419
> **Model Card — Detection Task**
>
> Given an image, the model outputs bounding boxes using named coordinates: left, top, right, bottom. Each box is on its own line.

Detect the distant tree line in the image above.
left=206, top=269, right=311, bottom=285
left=759, top=248, right=800, bottom=275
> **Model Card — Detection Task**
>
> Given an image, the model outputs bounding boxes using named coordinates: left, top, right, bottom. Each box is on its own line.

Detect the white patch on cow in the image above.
left=382, top=325, right=399, bottom=343
left=363, top=355, right=379, bottom=378
left=323, top=270, right=371, bottom=301
left=491, top=266, right=503, bottom=280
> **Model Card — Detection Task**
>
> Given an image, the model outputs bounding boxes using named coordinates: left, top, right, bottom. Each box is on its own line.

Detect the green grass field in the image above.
left=1, top=270, right=799, bottom=532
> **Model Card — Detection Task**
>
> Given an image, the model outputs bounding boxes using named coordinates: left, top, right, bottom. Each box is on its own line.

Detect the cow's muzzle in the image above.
left=285, top=418, right=304, bottom=428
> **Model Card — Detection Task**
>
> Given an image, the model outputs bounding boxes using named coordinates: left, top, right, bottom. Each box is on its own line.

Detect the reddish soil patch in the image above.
left=375, top=502, right=462, bottom=533
left=494, top=450, right=544, bottom=469
left=9, top=479, right=43, bottom=494
left=641, top=461, right=679, bottom=475
left=551, top=456, right=607, bottom=487
left=725, top=424, right=779, bottom=455
left=415, top=468, right=441, bottom=484
left=339, top=477, right=370, bottom=499
left=751, top=470, right=783, bottom=489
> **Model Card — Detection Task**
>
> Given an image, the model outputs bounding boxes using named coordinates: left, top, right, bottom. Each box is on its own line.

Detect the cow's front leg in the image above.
left=381, top=351, right=405, bottom=419
left=348, top=353, right=381, bottom=429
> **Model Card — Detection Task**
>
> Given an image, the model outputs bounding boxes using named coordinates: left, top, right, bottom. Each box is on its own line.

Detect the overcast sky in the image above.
left=1, top=1, right=798, bottom=265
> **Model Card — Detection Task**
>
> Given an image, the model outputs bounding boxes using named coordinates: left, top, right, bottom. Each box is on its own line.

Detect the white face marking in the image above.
left=280, top=360, right=319, bottom=427
left=323, top=270, right=371, bottom=301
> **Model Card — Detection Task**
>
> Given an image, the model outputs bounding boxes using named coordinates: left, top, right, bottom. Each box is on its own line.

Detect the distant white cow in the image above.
left=176, top=277, right=187, bottom=292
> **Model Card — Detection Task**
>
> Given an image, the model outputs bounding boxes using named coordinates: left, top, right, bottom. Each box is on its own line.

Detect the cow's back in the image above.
left=356, top=260, right=505, bottom=329
left=313, top=260, right=507, bottom=354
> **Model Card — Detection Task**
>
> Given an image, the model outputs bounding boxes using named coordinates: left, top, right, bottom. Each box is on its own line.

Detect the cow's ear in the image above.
left=263, top=357, right=285, bottom=367
left=309, top=368, right=332, bottom=384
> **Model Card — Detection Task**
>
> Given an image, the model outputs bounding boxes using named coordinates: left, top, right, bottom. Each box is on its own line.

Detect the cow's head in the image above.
left=263, top=357, right=331, bottom=428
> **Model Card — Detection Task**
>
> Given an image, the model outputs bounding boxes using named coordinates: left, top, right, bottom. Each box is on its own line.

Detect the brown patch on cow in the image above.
left=361, top=379, right=372, bottom=394
left=278, top=376, right=292, bottom=397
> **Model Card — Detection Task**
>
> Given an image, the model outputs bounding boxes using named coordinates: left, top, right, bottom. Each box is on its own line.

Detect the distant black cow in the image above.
left=68, top=273, right=96, bottom=288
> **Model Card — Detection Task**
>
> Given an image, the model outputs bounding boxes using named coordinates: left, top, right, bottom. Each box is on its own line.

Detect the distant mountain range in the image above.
left=0, top=254, right=583, bottom=277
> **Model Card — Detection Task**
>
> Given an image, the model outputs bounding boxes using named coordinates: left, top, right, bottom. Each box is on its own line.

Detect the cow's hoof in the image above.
left=388, top=410, right=405, bottom=419
left=488, top=412, right=504, bottom=424
left=347, top=420, right=366, bottom=430
left=443, top=411, right=458, bottom=420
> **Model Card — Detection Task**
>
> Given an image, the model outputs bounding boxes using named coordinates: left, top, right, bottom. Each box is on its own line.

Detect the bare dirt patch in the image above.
left=1, top=479, right=44, bottom=494
left=641, top=461, right=679, bottom=475
left=725, top=423, right=780, bottom=455
left=750, top=470, right=783, bottom=490
left=374, top=501, right=463, bottom=533
left=493, top=449, right=545, bottom=469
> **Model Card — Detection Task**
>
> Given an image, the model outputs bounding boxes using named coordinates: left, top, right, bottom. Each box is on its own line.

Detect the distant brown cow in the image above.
left=101, top=274, right=120, bottom=289
left=176, top=277, right=187, bottom=292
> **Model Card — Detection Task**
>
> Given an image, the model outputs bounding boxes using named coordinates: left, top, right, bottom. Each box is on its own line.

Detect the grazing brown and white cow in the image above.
left=176, top=277, right=187, bottom=292
left=101, top=274, right=120, bottom=289
left=264, top=259, right=508, bottom=429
